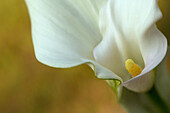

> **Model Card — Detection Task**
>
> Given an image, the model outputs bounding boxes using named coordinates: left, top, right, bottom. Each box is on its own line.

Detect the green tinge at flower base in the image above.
left=118, top=47, right=170, bottom=113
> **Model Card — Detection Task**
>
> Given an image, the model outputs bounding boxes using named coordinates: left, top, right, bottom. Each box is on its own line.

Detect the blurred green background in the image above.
left=0, top=0, right=169, bottom=113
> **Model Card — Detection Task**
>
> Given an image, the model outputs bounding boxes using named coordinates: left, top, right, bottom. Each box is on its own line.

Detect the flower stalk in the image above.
left=119, top=86, right=170, bottom=113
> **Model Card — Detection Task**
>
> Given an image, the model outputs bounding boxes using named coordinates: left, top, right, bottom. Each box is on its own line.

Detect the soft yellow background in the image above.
left=0, top=0, right=169, bottom=113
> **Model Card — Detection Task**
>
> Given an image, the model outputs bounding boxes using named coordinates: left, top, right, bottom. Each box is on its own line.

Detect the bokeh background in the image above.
left=0, top=0, right=169, bottom=113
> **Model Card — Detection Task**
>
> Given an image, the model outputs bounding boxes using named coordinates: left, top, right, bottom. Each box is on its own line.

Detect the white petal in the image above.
left=94, top=0, right=150, bottom=81
left=123, top=27, right=167, bottom=92
left=122, top=70, right=155, bottom=93
left=123, top=1, right=167, bottom=92
left=25, top=0, right=122, bottom=79
left=87, top=61, right=122, bottom=80
left=93, top=0, right=167, bottom=92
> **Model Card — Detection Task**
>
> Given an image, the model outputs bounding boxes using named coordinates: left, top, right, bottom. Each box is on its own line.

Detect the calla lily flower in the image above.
left=26, top=0, right=167, bottom=93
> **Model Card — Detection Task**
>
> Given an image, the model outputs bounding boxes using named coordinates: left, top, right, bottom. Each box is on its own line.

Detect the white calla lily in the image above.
left=26, top=0, right=167, bottom=93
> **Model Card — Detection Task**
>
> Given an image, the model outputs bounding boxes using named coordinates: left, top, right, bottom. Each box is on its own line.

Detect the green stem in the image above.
left=145, top=86, right=170, bottom=113
left=119, top=86, right=170, bottom=113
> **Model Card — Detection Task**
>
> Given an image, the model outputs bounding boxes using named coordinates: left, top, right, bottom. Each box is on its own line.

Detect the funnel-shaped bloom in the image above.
left=26, top=0, right=167, bottom=93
